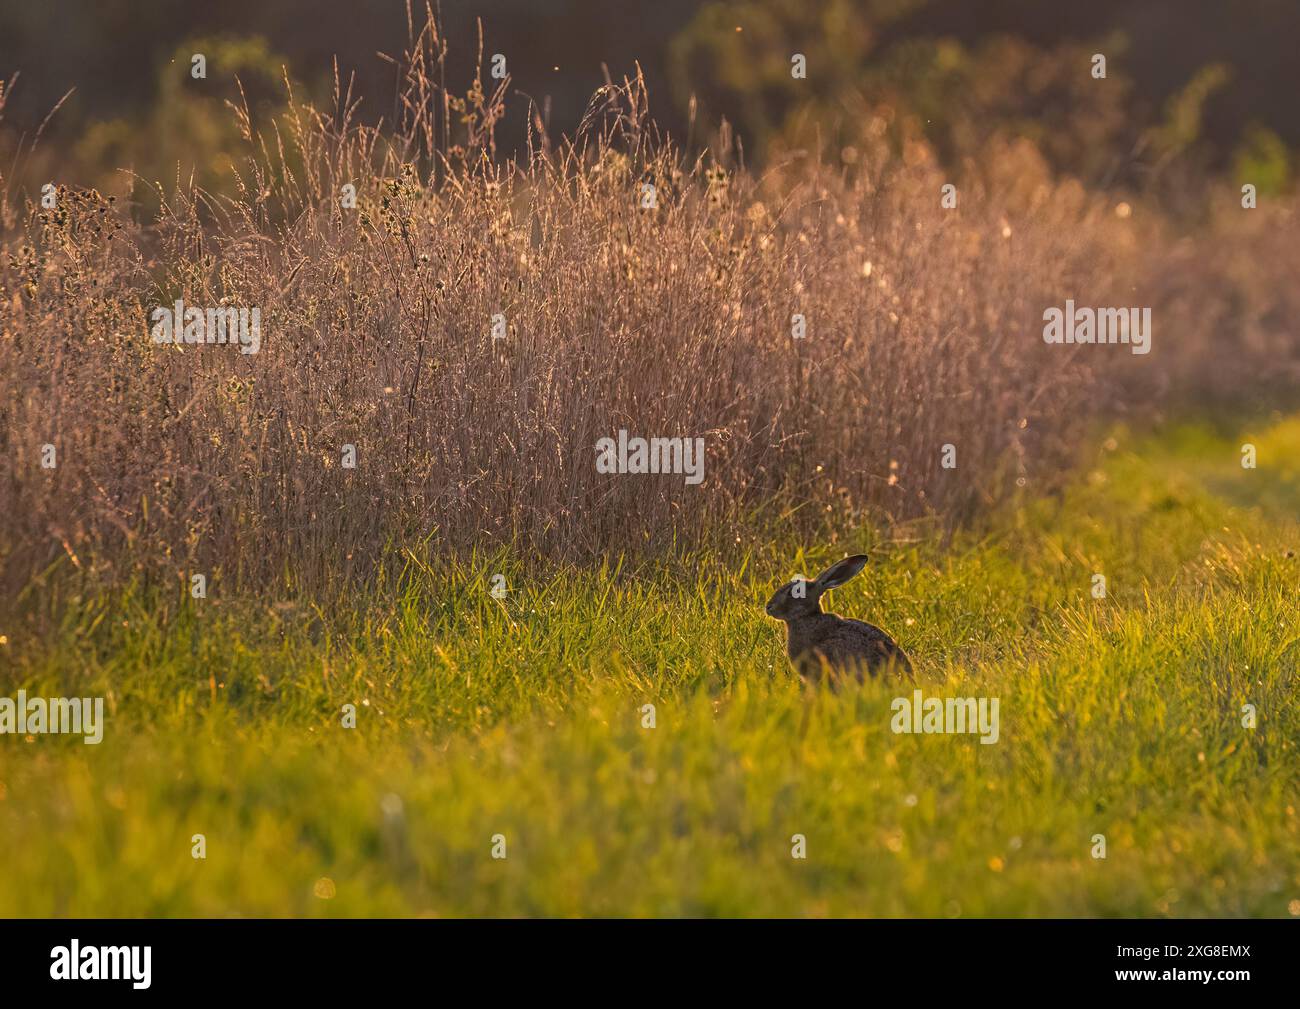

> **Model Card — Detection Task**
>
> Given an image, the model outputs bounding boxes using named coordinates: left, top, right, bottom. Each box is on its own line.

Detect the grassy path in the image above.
left=2, top=416, right=1298, bottom=916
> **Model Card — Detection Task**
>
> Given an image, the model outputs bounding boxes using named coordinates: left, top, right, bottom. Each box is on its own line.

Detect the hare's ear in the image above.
left=813, top=554, right=868, bottom=592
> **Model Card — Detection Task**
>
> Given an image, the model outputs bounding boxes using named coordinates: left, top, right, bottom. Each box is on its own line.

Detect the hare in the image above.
left=765, top=554, right=912, bottom=681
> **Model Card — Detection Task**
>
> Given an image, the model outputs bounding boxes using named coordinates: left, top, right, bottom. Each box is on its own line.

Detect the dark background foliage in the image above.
left=1, top=0, right=1296, bottom=189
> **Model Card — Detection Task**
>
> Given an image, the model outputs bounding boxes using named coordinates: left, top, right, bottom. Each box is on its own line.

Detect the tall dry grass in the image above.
left=1, top=14, right=1297, bottom=607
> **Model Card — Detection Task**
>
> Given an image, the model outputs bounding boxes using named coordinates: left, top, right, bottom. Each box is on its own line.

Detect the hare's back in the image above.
left=826, top=618, right=912, bottom=674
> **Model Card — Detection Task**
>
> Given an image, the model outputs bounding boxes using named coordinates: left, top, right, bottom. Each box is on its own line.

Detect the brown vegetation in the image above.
left=1, top=16, right=1296, bottom=605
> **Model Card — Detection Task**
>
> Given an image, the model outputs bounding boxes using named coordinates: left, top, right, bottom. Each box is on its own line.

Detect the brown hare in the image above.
left=765, top=554, right=912, bottom=681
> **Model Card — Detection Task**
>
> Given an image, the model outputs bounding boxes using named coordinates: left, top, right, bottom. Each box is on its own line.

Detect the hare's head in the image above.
left=765, top=554, right=868, bottom=621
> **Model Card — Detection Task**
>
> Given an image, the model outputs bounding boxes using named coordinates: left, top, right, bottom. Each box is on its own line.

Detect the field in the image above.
left=2, top=413, right=1297, bottom=917
left=3, top=8, right=1300, bottom=924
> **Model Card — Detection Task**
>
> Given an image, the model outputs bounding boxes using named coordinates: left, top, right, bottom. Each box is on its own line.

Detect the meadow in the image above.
left=3, top=14, right=1300, bottom=919
left=1, top=414, right=1297, bottom=917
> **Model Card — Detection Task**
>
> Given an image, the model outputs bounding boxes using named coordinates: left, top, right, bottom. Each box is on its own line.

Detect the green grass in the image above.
left=2, top=416, right=1299, bottom=917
